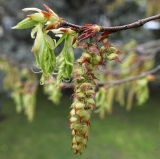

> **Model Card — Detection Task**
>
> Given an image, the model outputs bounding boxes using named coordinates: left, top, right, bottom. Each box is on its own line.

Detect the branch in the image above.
left=105, top=65, right=160, bottom=87
left=62, top=14, right=160, bottom=33
left=60, top=65, right=160, bottom=89
left=103, top=55, right=154, bottom=76
left=136, top=39, right=160, bottom=55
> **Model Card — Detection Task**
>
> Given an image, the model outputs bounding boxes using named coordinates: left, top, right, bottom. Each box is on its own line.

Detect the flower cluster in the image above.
left=70, top=43, right=103, bottom=154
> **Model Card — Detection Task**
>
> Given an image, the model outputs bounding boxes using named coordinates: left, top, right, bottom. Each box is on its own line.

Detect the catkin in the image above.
left=70, top=48, right=101, bottom=154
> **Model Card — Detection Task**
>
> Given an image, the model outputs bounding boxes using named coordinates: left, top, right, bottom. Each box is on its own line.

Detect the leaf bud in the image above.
left=29, top=13, right=46, bottom=23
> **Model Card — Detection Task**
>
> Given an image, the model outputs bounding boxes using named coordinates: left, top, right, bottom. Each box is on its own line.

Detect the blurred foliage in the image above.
left=146, top=0, right=160, bottom=16
left=105, top=0, right=124, bottom=13
left=96, top=41, right=154, bottom=118
left=101, top=0, right=160, bottom=16
left=0, top=40, right=155, bottom=121
left=0, top=57, right=37, bottom=122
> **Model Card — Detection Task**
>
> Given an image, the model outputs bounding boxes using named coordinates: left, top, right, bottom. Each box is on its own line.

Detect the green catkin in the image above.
left=70, top=48, right=101, bottom=154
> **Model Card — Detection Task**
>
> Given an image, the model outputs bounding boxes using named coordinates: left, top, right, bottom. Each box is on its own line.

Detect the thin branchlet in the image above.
left=61, top=14, right=160, bottom=33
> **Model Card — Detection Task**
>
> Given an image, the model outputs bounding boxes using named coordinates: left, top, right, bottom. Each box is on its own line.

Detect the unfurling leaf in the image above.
left=57, top=34, right=75, bottom=83
left=12, top=17, right=37, bottom=29
left=32, top=24, right=56, bottom=84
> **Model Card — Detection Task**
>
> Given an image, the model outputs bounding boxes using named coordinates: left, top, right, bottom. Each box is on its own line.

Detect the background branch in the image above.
left=60, top=65, right=160, bottom=89
left=105, top=65, right=160, bottom=88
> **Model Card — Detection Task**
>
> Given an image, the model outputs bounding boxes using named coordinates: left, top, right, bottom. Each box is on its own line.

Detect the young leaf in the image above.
left=32, top=24, right=56, bottom=83
left=12, top=18, right=37, bottom=29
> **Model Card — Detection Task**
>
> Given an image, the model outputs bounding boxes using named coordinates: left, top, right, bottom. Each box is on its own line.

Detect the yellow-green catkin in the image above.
left=70, top=48, right=101, bottom=154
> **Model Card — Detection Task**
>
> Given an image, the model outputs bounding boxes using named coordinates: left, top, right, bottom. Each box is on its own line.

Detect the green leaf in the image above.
left=56, top=34, right=75, bottom=83
left=32, top=24, right=44, bottom=55
left=54, top=34, right=67, bottom=49
left=31, top=26, right=38, bottom=39
left=12, top=17, right=37, bottom=29
left=44, top=34, right=55, bottom=50
left=32, top=25, right=56, bottom=83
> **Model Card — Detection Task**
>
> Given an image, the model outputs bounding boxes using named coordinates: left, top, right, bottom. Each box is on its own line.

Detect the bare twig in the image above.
left=62, top=14, right=160, bottom=33
left=136, top=39, right=160, bottom=54
left=103, top=55, right=154, bottom=76
left=60, top=65, right=160, bottom=89
left=105, top=65, right=160, bottom=87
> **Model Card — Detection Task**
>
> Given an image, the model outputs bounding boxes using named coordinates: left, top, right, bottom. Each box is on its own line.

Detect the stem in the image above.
left=61, top=14, right=160, bottom=33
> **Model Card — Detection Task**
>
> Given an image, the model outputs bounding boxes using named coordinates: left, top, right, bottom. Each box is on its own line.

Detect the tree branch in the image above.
left=62, top=14, right=160, bottom=33
left=60, top=65, right=160, bottom=89
left=105, top=65, right=160, bottom=87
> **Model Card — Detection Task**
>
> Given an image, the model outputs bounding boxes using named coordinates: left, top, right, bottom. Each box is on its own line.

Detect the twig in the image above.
left=136, top=39, right=160, bottom=54
left=103, top=55, right=154, bottom=76
left=105, top=65, right=160, bottom=87
left=62, top=14, right=160, bottom=33
left=60, top=65, right=160, bottom=89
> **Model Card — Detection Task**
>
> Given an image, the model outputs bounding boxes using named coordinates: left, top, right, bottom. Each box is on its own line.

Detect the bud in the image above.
left=29, top=13, right=46, bottom=23
left=147, top=75, right=156, bottom=81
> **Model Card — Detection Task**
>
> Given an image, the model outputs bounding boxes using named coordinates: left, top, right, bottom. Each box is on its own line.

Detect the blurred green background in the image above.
left=0, top=91, right=160, bottom=159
